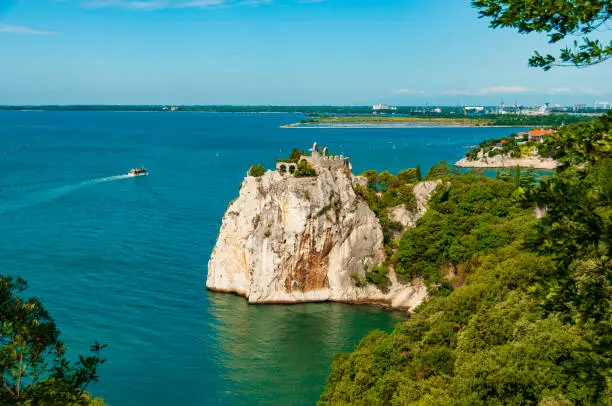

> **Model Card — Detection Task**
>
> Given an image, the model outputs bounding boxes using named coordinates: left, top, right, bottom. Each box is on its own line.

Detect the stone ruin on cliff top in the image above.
left=274, top=142, right=352, bottom=175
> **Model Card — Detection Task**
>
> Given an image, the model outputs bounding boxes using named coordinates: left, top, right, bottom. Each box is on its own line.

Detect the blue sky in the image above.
left=0, top=0, right=610, bottom=105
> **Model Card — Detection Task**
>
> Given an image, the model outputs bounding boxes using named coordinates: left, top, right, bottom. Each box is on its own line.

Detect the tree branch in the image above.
left=2, top=381, right=16, bottom=397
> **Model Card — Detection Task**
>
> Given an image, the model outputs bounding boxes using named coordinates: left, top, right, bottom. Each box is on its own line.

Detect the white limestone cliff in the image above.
left=206, top=157, right=438, bottom=310
left=389, top=180, right=442, bottom=229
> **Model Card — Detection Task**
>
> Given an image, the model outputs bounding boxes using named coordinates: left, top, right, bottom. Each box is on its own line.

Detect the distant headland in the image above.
left=281, top=113, right=595, bottom=128
left=455, top=128, right=559, bottom=169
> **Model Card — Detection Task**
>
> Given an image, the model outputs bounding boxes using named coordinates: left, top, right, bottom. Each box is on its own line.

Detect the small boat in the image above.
left=128, top=167, right=148, bottom=176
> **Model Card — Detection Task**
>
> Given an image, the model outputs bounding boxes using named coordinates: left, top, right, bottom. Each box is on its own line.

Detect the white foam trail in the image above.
left=0, top=174, right=134, bottom=215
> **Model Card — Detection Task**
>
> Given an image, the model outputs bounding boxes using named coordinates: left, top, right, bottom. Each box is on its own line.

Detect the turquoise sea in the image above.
left=0, top=111, right=526, bottom=405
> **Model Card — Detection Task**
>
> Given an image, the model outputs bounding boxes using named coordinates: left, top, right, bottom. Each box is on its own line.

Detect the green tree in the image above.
left=249, top=164, right=266, bottom=177
left=294, top=160, right=317, bottom=177
left=499, top=167, right=513, bottom=182
left=547, top=113, right=612, bottom=168
left=415, top=164, right=422, bottom=181
left=425, top=161, right=452, bottom=180
left=377, top=171, right=397, bottom=192
left=397, top=168, right=418, bottom=184
left=513, top=165, right=521, bottom=188
left=473, top=0, right=612, bottom=70
left=0, top=276, right=106, bottom=405
left=361, top=170, right=378, bottom=191
left=520, top=168, right=537, bottom=189
left=288, top=148, right=306, bottom=163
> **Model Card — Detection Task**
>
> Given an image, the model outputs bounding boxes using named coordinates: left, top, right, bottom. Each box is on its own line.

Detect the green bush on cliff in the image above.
left=365, top=265, right=390, bottom=289
left=294, top=160, right=317, bottom=177
left=277, top=148, right=310, bottom=164
left=319, top=113, right=612, bottom=405
left=249, top=164, right=266, bottom=177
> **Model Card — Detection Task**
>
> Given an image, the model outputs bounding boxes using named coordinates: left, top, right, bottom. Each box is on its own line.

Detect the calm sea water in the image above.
left=0, top=111, right=525, bottom=405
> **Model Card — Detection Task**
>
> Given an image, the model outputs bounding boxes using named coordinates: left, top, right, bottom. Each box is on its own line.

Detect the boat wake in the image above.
left=0, top=174, right=133, bottom=215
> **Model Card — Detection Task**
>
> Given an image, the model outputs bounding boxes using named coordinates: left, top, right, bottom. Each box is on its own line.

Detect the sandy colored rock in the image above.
left=455, top=151, right=557, bottom=170
left=207, top=165, right=437, bottom=310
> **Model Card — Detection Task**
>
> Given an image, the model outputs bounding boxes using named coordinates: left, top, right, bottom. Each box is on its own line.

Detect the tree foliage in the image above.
left=294, top=160, right=317, bottom=177
left=394, top=174, right=528, bottom=282
left=424, top=161, right=458, bottom=180
left=249, top=164, right=266, bottom=177
left=319, top=114, right=612, bottom=405
left=473, top=0, right=612, bottom=70
left=354, top=168, right=418, bottom=247
left=0, top=276, right=106, bottom=405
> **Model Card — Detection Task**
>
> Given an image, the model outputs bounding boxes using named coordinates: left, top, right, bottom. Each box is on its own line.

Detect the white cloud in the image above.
left=441, top=86, right=532, bottom=96
left=547, top=87, right=572, bottom=94
left=393, top=88, right=425, bottom=95
left=479, top=85, right=532, bottom=94
left=0, top=25, right=57, bottom=35
left=576, top=87, right=604, bottom=96
left=440, top=89, right=474, bottom=96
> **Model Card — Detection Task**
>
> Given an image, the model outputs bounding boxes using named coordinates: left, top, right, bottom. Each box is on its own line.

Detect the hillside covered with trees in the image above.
left=319, top=113, right=611, bottom=405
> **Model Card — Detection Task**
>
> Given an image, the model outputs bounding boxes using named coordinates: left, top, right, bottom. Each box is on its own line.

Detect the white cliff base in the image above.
left=455, top=150, right=557, bottom=170
left=207, top=154, right=438, bottom=310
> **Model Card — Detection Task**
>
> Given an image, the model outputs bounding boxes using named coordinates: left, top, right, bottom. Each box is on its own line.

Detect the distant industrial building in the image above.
left=463, top=106, right=485, bottom=116
left=594, top=101, right=611, bottom=110
left=522, top=105, right=550, bottom=116
left=372, top=104, right=397, bottom=111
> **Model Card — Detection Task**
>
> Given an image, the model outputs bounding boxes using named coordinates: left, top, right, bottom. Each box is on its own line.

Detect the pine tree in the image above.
left=513, top=166, right=521, bottom=188
left=415, top=164, right=422, bottom=182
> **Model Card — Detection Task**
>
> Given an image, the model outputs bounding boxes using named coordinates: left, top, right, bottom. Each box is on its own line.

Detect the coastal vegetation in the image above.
left=0, top=276, right=106, bottom=405
left=276, top=148, right=310, bottom=164
left=294, top=160, right=317, bottom=178
left=294, top=114, right=593, bottom=128
left=394, top=171, right=534, bottom=285
left=353, top=170, right=418, bottom=245
left=464, top=133, right=554, bottom=161
left=319, top=112, right=611, bottom=405
left=473, top=0, right=612, bottom=70
left=249, top=164, right=266, bottom=177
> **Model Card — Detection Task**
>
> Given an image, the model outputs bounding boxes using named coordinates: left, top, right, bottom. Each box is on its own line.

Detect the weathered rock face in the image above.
left=207, top=166, right=434, bottom=310
left=389, top=180, right=442, bottom=229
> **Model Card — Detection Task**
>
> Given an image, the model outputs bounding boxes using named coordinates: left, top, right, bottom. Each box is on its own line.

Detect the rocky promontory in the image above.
left=455, top=150, right=557, bottom=170
left=206, top=144, right=439, bottom=310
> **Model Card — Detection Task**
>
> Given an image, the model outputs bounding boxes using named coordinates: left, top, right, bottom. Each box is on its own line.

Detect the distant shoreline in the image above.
left=281, top=122, right=532, bottom=129
left=455, top=156, right=557, bottom=170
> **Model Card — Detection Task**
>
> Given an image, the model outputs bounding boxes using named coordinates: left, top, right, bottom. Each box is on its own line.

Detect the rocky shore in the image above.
left=455, top=152, right=557, bottom=170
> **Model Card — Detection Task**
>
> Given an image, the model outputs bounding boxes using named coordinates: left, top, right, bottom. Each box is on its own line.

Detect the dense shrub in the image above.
left=249, top=164, right=266, bottom=177
left=294, top=160, right=317, bottom=177
left=365, top=265, right=390, bottom=289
